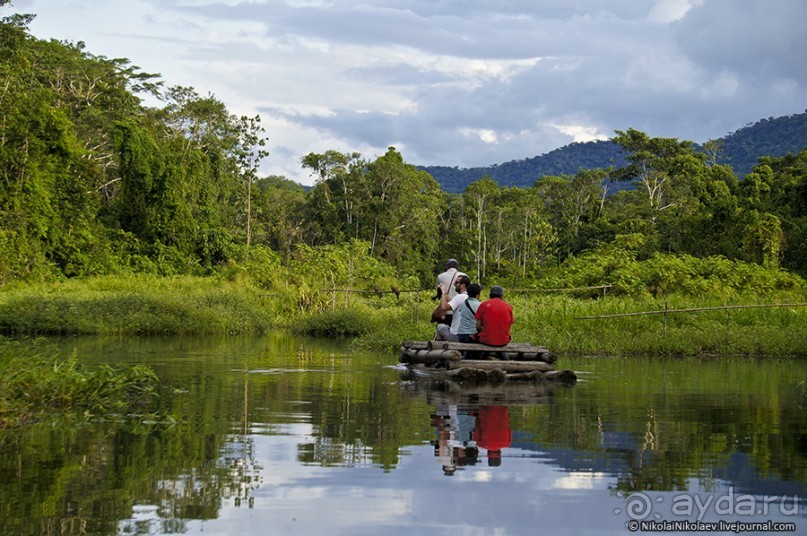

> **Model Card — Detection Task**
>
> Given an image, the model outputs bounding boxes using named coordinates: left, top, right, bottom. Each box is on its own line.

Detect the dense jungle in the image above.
left=0, top=4, right=805, bottom=354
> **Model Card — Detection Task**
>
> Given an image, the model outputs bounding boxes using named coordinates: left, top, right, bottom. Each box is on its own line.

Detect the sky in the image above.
left=10, top=0, right=807, bottom=185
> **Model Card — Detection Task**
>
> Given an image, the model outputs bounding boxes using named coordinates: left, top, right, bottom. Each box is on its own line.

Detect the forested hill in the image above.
left=720, top=111, right=807, bottom=177
left=422, top=140, right=626, bottom=193
left=422, top=111, right=807, bottom=193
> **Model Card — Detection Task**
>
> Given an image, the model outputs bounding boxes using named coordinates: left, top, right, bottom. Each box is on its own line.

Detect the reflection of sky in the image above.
left=114, top=418, right=807, bottom=535
left=169, top=425, right=630, bottom=535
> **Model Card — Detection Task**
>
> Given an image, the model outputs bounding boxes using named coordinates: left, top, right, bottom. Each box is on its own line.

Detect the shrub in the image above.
left=293, top=308, right=376, bottom=338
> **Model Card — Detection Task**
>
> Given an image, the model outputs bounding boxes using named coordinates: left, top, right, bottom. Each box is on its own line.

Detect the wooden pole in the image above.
left=508, top=284, right=613, bottom=293
left=400, top=348, right=462, bottom=363
left=575, top=303, right=807, bottom=320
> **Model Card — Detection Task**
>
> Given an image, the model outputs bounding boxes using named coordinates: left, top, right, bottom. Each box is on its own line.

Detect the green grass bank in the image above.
left=0, top=275, right=282, bottom=335
left=1, top=274, right=805, bottom=357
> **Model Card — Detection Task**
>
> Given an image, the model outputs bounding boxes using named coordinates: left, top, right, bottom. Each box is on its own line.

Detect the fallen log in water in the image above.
left=542, top=369, right=578, bottom=384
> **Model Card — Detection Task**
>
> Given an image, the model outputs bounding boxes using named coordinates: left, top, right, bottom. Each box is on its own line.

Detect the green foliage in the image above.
left=0, top=275, right=277, bottom=335
left=294, top=307, right=376, bottom=337
left=286, top=240, right=395, bottom=290
left=220, top=244, right=283, bottom=288
left=540, top=244, right=804, bottom=300
left=0, top=338, right=164, bottom=427
left=0, top=5, right=805, bottom=299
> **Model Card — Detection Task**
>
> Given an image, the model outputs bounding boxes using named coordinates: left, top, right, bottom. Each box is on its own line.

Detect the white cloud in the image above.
left=461, top=128, right=500, bottom=144
left=552, top=125, right=609, bottom=143
left=648, top=0, right=700, bottom=23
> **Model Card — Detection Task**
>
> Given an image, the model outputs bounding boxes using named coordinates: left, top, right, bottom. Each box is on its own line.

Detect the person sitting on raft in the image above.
left=474, top=285, right=514, bottom=346
left=435, top=259, right=465, bottom=327
left=434, top=274, right=471, bottom=342
left=457, top=283, right=482, bottom=343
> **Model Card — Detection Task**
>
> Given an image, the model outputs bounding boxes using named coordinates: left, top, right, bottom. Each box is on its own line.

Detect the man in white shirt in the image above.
left=435, top=274, right=470, bottom=341
left=435, top=259, right=466, bottom=327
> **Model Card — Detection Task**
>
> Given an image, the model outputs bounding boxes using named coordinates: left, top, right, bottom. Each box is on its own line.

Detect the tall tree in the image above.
left=234, top=115, right=269, bottom=246
left=362, top=147, right=443, bottom=278
left=534, top=168, right=606, bottom=260
left=612, top=129, right=698, bottom=219
left=462, top=176, right=499, bottom=281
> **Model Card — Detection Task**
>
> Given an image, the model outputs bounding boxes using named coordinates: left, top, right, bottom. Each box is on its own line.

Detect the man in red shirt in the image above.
left=474, top=286, right=514, bottom=346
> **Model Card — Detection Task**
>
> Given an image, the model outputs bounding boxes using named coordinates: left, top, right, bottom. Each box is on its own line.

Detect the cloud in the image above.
left=18, top=0, right=807, bottom=184
left=673, top=0, right=807, bottom=84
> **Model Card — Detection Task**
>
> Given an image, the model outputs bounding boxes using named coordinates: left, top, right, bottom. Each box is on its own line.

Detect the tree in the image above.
left=301, top=150, right=365, bottom=243
left=0, top=7, right=108, bottom=278
left=534, top=169, right=606, bottom=261
left=362, top=147, right=443, bottom=279
left=462, top=176, right=499, bottom=281
left=612, top=129, right=699, bottom=219
left=234, top=115, right=269, bottom=246
left=742, top=211, right=783, bottom=268
left=252, top=176, right=306, bottom=258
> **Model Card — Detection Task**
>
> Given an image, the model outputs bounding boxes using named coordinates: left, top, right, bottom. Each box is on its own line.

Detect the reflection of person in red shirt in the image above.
left=474, top=286, right=514, bottom=346
left=473, top=405, right=511, bottom=466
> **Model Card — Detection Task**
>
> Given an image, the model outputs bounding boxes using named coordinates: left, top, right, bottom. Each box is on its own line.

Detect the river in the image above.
left=1, top=334, right=805, bottom=535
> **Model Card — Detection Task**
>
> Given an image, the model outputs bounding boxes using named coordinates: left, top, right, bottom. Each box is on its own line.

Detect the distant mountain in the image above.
left=719, top=111, right=807, bottom=177
left=421, top=111, right=807, bottom=193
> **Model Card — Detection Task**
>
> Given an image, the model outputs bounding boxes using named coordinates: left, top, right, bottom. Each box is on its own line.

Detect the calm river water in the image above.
left=1, top=334, right=805, bottom=535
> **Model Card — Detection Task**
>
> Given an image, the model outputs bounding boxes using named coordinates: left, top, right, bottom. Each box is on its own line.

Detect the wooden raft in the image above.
left=399, top=340, right=576, bottom=384
left=400, top=340, right=556, bottom=364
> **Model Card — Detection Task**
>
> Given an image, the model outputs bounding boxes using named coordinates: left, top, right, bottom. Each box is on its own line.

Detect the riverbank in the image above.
left=1, top=275, right=804, bottom=357
left=0, top=275, right=281, bottom=335
left=347, top=293, right=807, bottom=357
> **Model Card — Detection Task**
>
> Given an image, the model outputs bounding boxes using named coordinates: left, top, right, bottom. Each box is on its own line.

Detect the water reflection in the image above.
left=408, top=374, right=557, bottom=474
left=0, top=336, right=805, bottom=535
left=431, top=405, right=512, bottom=474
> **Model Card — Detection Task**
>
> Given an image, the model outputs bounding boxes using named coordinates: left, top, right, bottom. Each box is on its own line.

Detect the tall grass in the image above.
left=512, top=293, right=807, bottom=356
left=2, top=274, right=805, bottom=357
left=350, top=291, right=807, bottom=357
left=0, top=275, right=282, bottom=335
left=0, top=338, right=166, bottom=427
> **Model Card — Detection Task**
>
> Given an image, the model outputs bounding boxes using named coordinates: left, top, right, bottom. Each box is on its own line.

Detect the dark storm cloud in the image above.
left=673, top=0, right=807, bottom=84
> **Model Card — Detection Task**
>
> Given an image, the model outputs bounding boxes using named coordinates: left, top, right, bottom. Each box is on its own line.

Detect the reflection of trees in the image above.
left=0, top=340, right=429, bottom=533
left=219, top=435, right=261, bottom=509
left=298, top=438, right=372, bottom=466
left=0, top=425, right=232, bottom=535
left=285, top=374, right=431, bottom=470
left=2, top=341, right=805, bottom=533
left=516, top=358, right=807, bottom=494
